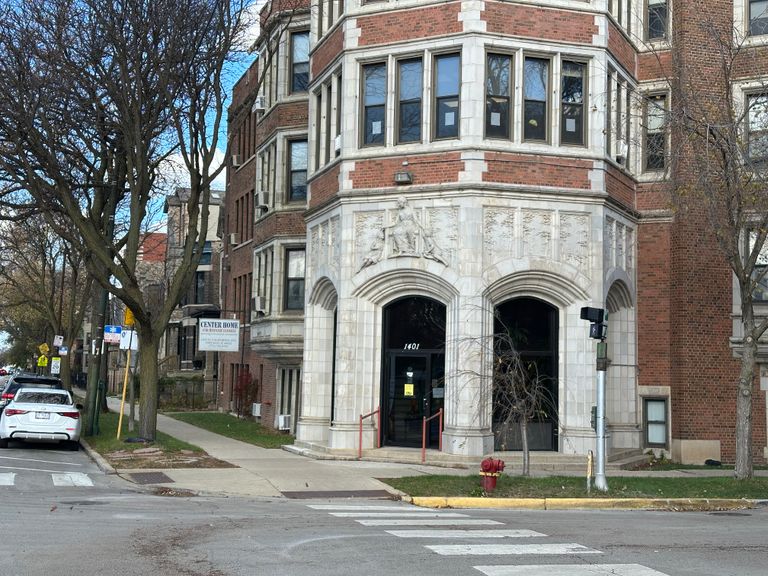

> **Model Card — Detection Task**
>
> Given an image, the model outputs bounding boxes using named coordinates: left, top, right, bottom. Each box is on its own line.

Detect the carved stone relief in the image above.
left=625, top=226, right=635, bottom=274
left=330, top=216, right=340, bottom=271
left=522, top=209, right=552, bottom=259
left=616, top=221, right=626, bottom=270
left=357, top=198, right=450, bottom=272
left=560, top=213, right=590, bottom=274
left=604, top=216, right=615, bottom=269
left=309, top=224, right=321, bottom=276
left=484, top=207, right=516, bottom=266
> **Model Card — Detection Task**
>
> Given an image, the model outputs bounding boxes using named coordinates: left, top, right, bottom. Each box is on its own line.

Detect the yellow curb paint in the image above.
left=408, top=496, right=755, bottom=511
left=411, top=497, right=546, bottom=509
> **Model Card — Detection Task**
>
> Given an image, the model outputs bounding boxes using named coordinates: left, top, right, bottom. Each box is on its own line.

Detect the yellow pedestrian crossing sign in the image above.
left=37, top=355, right=48, bottom=367
left=38, top=343, right=49, bottom=355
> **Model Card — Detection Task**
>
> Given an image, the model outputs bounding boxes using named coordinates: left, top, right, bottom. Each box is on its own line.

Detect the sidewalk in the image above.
left=81, top=398, right=767, bottom=510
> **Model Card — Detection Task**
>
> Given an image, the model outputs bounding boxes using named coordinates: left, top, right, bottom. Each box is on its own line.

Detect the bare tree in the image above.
left=491, top=328, right=556, bottom=477
left=654, top=19, right=768, bottom=480
left=0, top=0, right=253, bottom=439
left=0, top=215, right=93, bottom=389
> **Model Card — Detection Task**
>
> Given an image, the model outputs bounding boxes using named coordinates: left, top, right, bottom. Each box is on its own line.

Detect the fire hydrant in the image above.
left=480, top=457, right=505, bottom=493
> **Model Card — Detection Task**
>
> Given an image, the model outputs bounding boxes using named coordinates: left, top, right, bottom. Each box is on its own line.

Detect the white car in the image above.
left=0, top=388, right=82, bottom=450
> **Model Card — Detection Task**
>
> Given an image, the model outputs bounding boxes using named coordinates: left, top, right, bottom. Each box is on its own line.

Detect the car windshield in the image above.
left=15, top=391, right=71, bottom=405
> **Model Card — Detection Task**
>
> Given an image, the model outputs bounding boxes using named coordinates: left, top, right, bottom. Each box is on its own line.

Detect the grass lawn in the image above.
left=164, top=411, right=294, bottom=449
left=85, top=410, right=204, bottom=454
left=381, top=474, right=768, bottom=499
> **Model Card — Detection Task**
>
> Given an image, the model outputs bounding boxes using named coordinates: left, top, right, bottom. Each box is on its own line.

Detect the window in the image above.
left=750, top=0, right=768, bottom=36
left=198, top=241, right=212, bottom=265
left=747, top=94, right=768, bottom=163
left=644, top=94, right=667, bottom=170
left=288, top=140, right=307, bottom=202
left=524, top=57, right=549, bottom=141
left=485, top=53, right=513, bottom=139
left=254, top=248, right=273, bottom=316
left=434, top=54, right=460, bottom=139
left=647, top=0, right=667, bottom=40
left=284, top=249, right=305, bottom=310
left=397, top=58, right=422, bottom=143
left=362, top=63, right=386, bottom=145
left=257, top=142, right=276, bottom=210
left=746, top=229, right=768, bottom=301
left=279, top=367, right=301, bottom=417
left=561, top=61, right=586, bottom=146
left=194, top=270, right=208, bottom=304
left=644, top=398, right=667, bottom=447
left=291, top=32, right=309, bottom=93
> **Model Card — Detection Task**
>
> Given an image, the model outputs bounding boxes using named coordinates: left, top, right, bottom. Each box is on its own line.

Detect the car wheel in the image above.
left=0, top=438, right=8, bottom=448
left=68, top=440, right=80, bottom=451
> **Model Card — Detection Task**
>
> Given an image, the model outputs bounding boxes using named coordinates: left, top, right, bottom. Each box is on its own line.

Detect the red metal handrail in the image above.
left=358, top=406, right=381, bottom=459
left=421, top=408, right=443, bottom=463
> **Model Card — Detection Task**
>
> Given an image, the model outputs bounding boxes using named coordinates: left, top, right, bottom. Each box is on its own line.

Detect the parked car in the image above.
left=0, top=388, right=82, bottom=450
left=0, top=373, right=64, bottom=412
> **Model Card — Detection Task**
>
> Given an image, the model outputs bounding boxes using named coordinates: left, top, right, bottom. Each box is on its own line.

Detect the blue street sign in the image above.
left=104, top=325, right=122, bottom=344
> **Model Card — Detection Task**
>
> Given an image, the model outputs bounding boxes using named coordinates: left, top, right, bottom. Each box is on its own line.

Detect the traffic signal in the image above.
left=581, top=307, right=607, bottom=341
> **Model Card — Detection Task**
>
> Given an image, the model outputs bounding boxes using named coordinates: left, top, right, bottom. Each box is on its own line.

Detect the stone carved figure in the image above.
left=358, top=197, right=449, bottom=270
left=390, top=196, right=419, bottom=256
left=359, top=228, right=385, bottom=270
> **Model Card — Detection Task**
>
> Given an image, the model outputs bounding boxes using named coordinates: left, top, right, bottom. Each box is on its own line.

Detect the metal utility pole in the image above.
left=580, top=306, right=609, bottom=492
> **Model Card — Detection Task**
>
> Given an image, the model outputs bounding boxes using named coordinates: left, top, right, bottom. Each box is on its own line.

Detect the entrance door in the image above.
left=381, top=296, right=446, bottom=448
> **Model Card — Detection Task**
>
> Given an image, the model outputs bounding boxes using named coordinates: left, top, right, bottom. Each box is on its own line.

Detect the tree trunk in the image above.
left=520, top=420, right=530, bottom=477
left=137, top=334, right=160, bottom=441
left=734, top=334, right=755, bottom=480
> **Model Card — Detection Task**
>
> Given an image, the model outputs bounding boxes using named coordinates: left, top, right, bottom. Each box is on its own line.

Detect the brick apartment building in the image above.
left=222, top=0, right=768, bottom=464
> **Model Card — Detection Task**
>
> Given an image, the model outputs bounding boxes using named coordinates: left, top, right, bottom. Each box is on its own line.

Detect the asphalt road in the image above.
left=1, top=446, right=766, bottom=576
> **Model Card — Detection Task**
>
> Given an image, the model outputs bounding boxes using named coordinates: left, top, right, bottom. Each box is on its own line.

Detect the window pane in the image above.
left=287, top=250, right=305, bottom=277
left=561, top=62, right=584, bottom=104
left=486, top=97, right=510, bottom=139
left=647, top=97, right=666, bottom=132
left=291, top=32, right=310, bottom=92
left=646, top=400, right=666, bottom=421
left=751, top=1, right=768, bottom=36
left=286, top=279, right=305, bottom=309
left=399, top=59, right=422, bottom=101
left=289, top=141, right=307, bottom=201
left=561, top=104, right=583, bottom=145
left=290, top=141, right=308, bottom=170
left=436, top=54, right=459, bottom=97
left=646, top=132, right=666, bottom=169
left=524, top=100, right=546, bottom=140
left=399, top=101, right=422, bottom=142
left=436, top=98, right=459, bottom=138
left=398, top=59, right=422, bottom=143
left=524, top=58, right=548, bottom=141
left=648, top=1, right=667, bottom=40
left=486, top=54, right=511, bottom=139
left=647, top=423, right=666, bottom=444
left=486, top=54, right=511, bottom=97
left=524, top=58, right=548, bottom=101
left=364, top=64, right=386, bottom=145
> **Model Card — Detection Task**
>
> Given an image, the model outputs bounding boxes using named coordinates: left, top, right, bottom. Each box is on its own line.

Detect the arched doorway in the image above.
left=493, top=297, right=559, bottom=451
left=381, top=296, right=446, bottom=447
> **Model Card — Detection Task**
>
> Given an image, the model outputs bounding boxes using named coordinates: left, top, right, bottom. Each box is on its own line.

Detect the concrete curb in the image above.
left=80, top=437, right=117, bottom=475
left=409, top=496, right=760, bottom=511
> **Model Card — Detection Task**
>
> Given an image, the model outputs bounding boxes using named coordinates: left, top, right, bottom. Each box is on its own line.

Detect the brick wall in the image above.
left=484, top=152, right=592, bottom=190
left=350, top=153, right=462, bottom=189
left=485, top=2, right=597, bottom=45
left=357, top=2, right=462, bottom=46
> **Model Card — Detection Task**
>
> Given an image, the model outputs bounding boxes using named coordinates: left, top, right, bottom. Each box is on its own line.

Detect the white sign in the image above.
left=198, top=319, right=240, bottom=352
left=53, top=334, right=64, bottom=347
left=50, top=357, right=61, bottom=375
left=119, top=330, right=139, bottom=350
left=59, top=346, right=68, bottom=356
left=104, top=325, right=122, bottom=344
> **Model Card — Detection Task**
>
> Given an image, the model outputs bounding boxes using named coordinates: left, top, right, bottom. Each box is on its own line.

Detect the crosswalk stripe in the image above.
left=474, top=564, right=670, bottom=576
left=426, top=543, right=601, bottom=556
left=386, top=529, right=546, bottom=539
left=308, top=505, right=430, bottom=511
left=357, top=518, right=504, bottom=526
left=330, top=512, right=469, bottom=518
left=51, top=472, right=93, bottom=487
left=0, top=473, right=15, bottom=486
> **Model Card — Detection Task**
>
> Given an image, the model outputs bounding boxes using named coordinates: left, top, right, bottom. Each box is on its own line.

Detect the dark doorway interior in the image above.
left=382, top=297, right=446, bottom=448
left=493, top=297, right=559, bottom=451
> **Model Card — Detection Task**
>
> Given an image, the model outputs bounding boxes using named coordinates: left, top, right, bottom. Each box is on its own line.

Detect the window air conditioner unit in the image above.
left=278, top=414, right=291, bottom=430
left=232, top=154, right=242, bottom=167
left=251, top=403, right=262, bottom=418
left=334, top=134, right=342, bottom=152
left=252, top=95, right=266, bottom=112
left=229, top=232, right=240, bottom=245
left=252, top=295, right=266, bottom=313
